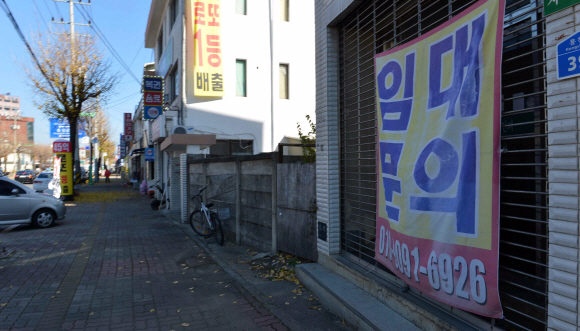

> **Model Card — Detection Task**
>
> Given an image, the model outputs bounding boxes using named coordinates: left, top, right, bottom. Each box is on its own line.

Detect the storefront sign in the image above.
left=144, top=148, right=155, bottom=162
left=374, top=0, right=505, bottom=318
left=143, top=76, right=164, bottom=120
left=124, top=113, right=133, bottom=141
left=544, top=0, right=580, bottom=16
left=120, top=134, right=126, bottom=158
left=192, top=0, right=224, bottom=96
left=557, top=31, right=580, bottom=80
left=53, top=141, right=73, bottom=200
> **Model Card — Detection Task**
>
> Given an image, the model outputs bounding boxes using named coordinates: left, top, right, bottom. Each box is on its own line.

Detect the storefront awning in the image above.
left=160, top=134, right=216, bottom=152
left=130, top=148, right=145, bottom=156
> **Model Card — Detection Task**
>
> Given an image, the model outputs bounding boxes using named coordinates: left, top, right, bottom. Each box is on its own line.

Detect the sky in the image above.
left=0, top=0, right=154, bottom=145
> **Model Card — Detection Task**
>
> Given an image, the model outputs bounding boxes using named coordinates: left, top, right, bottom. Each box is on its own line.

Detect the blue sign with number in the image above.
left=50, top=118, right=86, bottom=139
left=557, top=31, right=580, bottom=80
left=144, top=148, right=155, bottom=162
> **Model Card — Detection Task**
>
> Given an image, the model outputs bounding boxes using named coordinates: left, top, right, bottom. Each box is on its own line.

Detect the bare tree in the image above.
left=29, top=144, right=54, bottom=170
left=0, top=130, right=12, bottom=171
left=92, top=108, right=116, bottom=163
left=24, top=32, right=118, bottom=176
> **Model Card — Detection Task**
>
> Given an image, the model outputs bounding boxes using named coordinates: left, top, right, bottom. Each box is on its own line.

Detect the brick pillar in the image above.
left=169, top=156, right=181, bottom=212
left=546, top=7, right=580, bottom=330
left=180, top=153, right=188, bottom=223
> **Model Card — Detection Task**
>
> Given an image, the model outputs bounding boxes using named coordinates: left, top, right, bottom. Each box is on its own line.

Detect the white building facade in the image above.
left=141, top=0, right=315, bottom=213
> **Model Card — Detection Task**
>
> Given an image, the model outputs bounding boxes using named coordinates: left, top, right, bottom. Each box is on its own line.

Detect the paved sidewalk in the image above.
left=0, top=178, right=349, bottom=331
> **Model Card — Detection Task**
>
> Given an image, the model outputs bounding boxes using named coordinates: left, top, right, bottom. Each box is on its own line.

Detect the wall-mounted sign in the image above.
left=124, top=113, right=133, bottom=141
left=53, top=141, right=73, bottom=200
left=50, top=118, right=86, bottom=139
left=192, top=0, right=224, bottom=96
left=373, top=0, right=505, bottom=318
left=557, top=31, right=580, bottom=80
left=544, top=0, right=580, bottom=16
left=144, top=148, right=155, bottom=162
left=143, top=76, right=164, bottom=120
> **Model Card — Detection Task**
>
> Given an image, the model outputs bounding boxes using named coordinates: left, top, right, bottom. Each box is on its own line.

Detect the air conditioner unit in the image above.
left=172, top=125, right=195, bottom=135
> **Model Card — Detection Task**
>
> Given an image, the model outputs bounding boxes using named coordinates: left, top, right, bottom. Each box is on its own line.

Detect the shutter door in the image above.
left=338, top=1, right=548, bottom=329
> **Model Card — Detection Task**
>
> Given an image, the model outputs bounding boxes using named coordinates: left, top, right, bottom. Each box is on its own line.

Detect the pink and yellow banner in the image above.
left=374, top=0, right=505, bottom=318
left=192, top=0, right=224, bottom=96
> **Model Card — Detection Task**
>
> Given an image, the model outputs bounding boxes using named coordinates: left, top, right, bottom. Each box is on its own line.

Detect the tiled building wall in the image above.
left=545, top=7, right=580, bottom=330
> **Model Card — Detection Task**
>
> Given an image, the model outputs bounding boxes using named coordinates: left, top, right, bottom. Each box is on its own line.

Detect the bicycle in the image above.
left=189, top=186, right=224, bottom=245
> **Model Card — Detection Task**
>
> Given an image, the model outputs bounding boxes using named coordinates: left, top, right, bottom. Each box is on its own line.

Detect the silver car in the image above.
left=0, top=176, right=66, bottom=228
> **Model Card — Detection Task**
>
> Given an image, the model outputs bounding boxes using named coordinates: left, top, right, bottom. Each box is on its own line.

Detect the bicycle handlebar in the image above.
left=191, top=186, right=208, bottom=200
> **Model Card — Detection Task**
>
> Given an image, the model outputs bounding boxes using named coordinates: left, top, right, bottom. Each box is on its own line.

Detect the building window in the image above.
left=280, top=0, right=289, bottom=21
left=209, top=140, right=253, bottom=156
left=236, top=60, right=247, bottom=97
left=169, top=65, right=179, bottom=103
left=279, top=64, right=289, bottom=99
left=170, top=0, right=177, bottom=27
left=235, top=0, right=246, bottom=15
left=27, top=122, right=34, bottom=142
left=157, top=28, right=164, bottom=59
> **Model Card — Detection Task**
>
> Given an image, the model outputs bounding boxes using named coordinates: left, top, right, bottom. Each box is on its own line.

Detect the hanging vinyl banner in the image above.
left=374, top=0, right=505, bottom=318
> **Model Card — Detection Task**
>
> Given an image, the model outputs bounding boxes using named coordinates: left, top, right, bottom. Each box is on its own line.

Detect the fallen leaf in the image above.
left=233, top=302, right=237, bottom=304
left=173, top=281, right=179, bottom=284
left=181, top=323, right=189, bottom=327
left=0, top=303, right=6, bottom=307
left=150, top=309, right=155, bottom=312
left=146, top=281, right=151, bottom=284
left=285, top=302, right=289, bottom=305
left=220, top=294, right=225, bottom=296
left=89, top=312, right=94, bottom=316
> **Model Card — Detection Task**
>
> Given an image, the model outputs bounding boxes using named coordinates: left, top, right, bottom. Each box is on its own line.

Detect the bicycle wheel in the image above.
left=212, top=213, right=224, bottom=246
left=190, top=210, right=210, bottom=236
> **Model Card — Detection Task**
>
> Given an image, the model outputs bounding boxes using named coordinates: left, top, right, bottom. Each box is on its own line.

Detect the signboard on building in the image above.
left=144, top=148, right=154, bottom=162
left=557, top=31, right=580, bottom=80
left=544, top=0, right=580, bottom=16
left=120, top=134, right=126, bottom=158
left=143, top=76, right=164, bottom=120
left=192, top=0, right=224, bottom=96
left=52, top=141, right=73, bottom=200
left=373, top=0, right=505, bottom=318
left=124, top=113, right=133, bottom=141
left=49, top=118, right=86, bottom=139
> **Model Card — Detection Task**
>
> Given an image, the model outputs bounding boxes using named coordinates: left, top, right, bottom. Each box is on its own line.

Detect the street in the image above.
left=0, top=179, right=348, bottom=331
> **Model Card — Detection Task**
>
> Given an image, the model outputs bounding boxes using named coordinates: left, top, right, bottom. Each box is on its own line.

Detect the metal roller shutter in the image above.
left=338, top=0, right=548, bottom=330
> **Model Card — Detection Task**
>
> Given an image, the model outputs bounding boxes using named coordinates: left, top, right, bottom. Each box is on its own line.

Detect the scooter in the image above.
left=149, top=180, right=169, bottom=210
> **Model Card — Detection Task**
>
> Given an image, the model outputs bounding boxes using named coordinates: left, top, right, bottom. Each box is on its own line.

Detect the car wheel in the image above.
left=32, top=209, right=56, bottom=228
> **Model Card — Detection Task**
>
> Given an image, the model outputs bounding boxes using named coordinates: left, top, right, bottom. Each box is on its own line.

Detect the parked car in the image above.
left=14, top=169, right=36, bottom=184
left=0, top=176, right=66, bottom=228
left=33, top=172, right=54, bottom=192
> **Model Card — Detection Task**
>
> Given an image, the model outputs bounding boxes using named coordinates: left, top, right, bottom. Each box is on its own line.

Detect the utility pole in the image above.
left=52, top=0, right=90, bottom=179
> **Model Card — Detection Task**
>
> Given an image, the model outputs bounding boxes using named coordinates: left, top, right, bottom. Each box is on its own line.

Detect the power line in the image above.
left=32, top=0, right=50, bottom=31
left=0, top=0, right=59, bottom=97
left=77, top=6, right=141, bottom=85
left=52, top=1, right=63, bottom=20
left=128, top=40, right=145, bottom=68
left=42, top=0, right=55, bottom=19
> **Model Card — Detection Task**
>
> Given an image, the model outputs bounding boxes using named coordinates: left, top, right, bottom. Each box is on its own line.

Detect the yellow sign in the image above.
left=192, top=0, right=224, bottom=96
left=53, top=141, right=74, bottom=200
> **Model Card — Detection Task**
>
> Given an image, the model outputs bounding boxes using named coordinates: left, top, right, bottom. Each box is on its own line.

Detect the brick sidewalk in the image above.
left=0, top=179, right=289, bottom=331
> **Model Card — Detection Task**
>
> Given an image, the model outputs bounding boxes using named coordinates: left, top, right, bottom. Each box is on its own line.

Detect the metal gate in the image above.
left=338, top=0, right=548, bottom=330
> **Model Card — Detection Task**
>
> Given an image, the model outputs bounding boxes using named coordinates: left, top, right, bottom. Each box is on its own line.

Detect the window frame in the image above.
left=280, top=0, right=289, bottom=22
left=236, top=59, right=247, bottom=97
left=169, top=0, right=177, bottom=28
left=235, top=0, right=247, bottom=15
left=279, top=63, right=289, bottom=99
left=169, top=64, right=179, bottom=103
left=157, top=27, right=164, bottom=60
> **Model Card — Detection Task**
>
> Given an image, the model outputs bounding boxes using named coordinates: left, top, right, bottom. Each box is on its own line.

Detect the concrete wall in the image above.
left=187, top=154, right=317, bottom=257
left=277, top=163, right=317, bottom=261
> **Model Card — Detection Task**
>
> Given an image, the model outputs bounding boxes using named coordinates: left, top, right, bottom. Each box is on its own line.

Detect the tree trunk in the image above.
left=68, top=116, right=82, bottom=180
